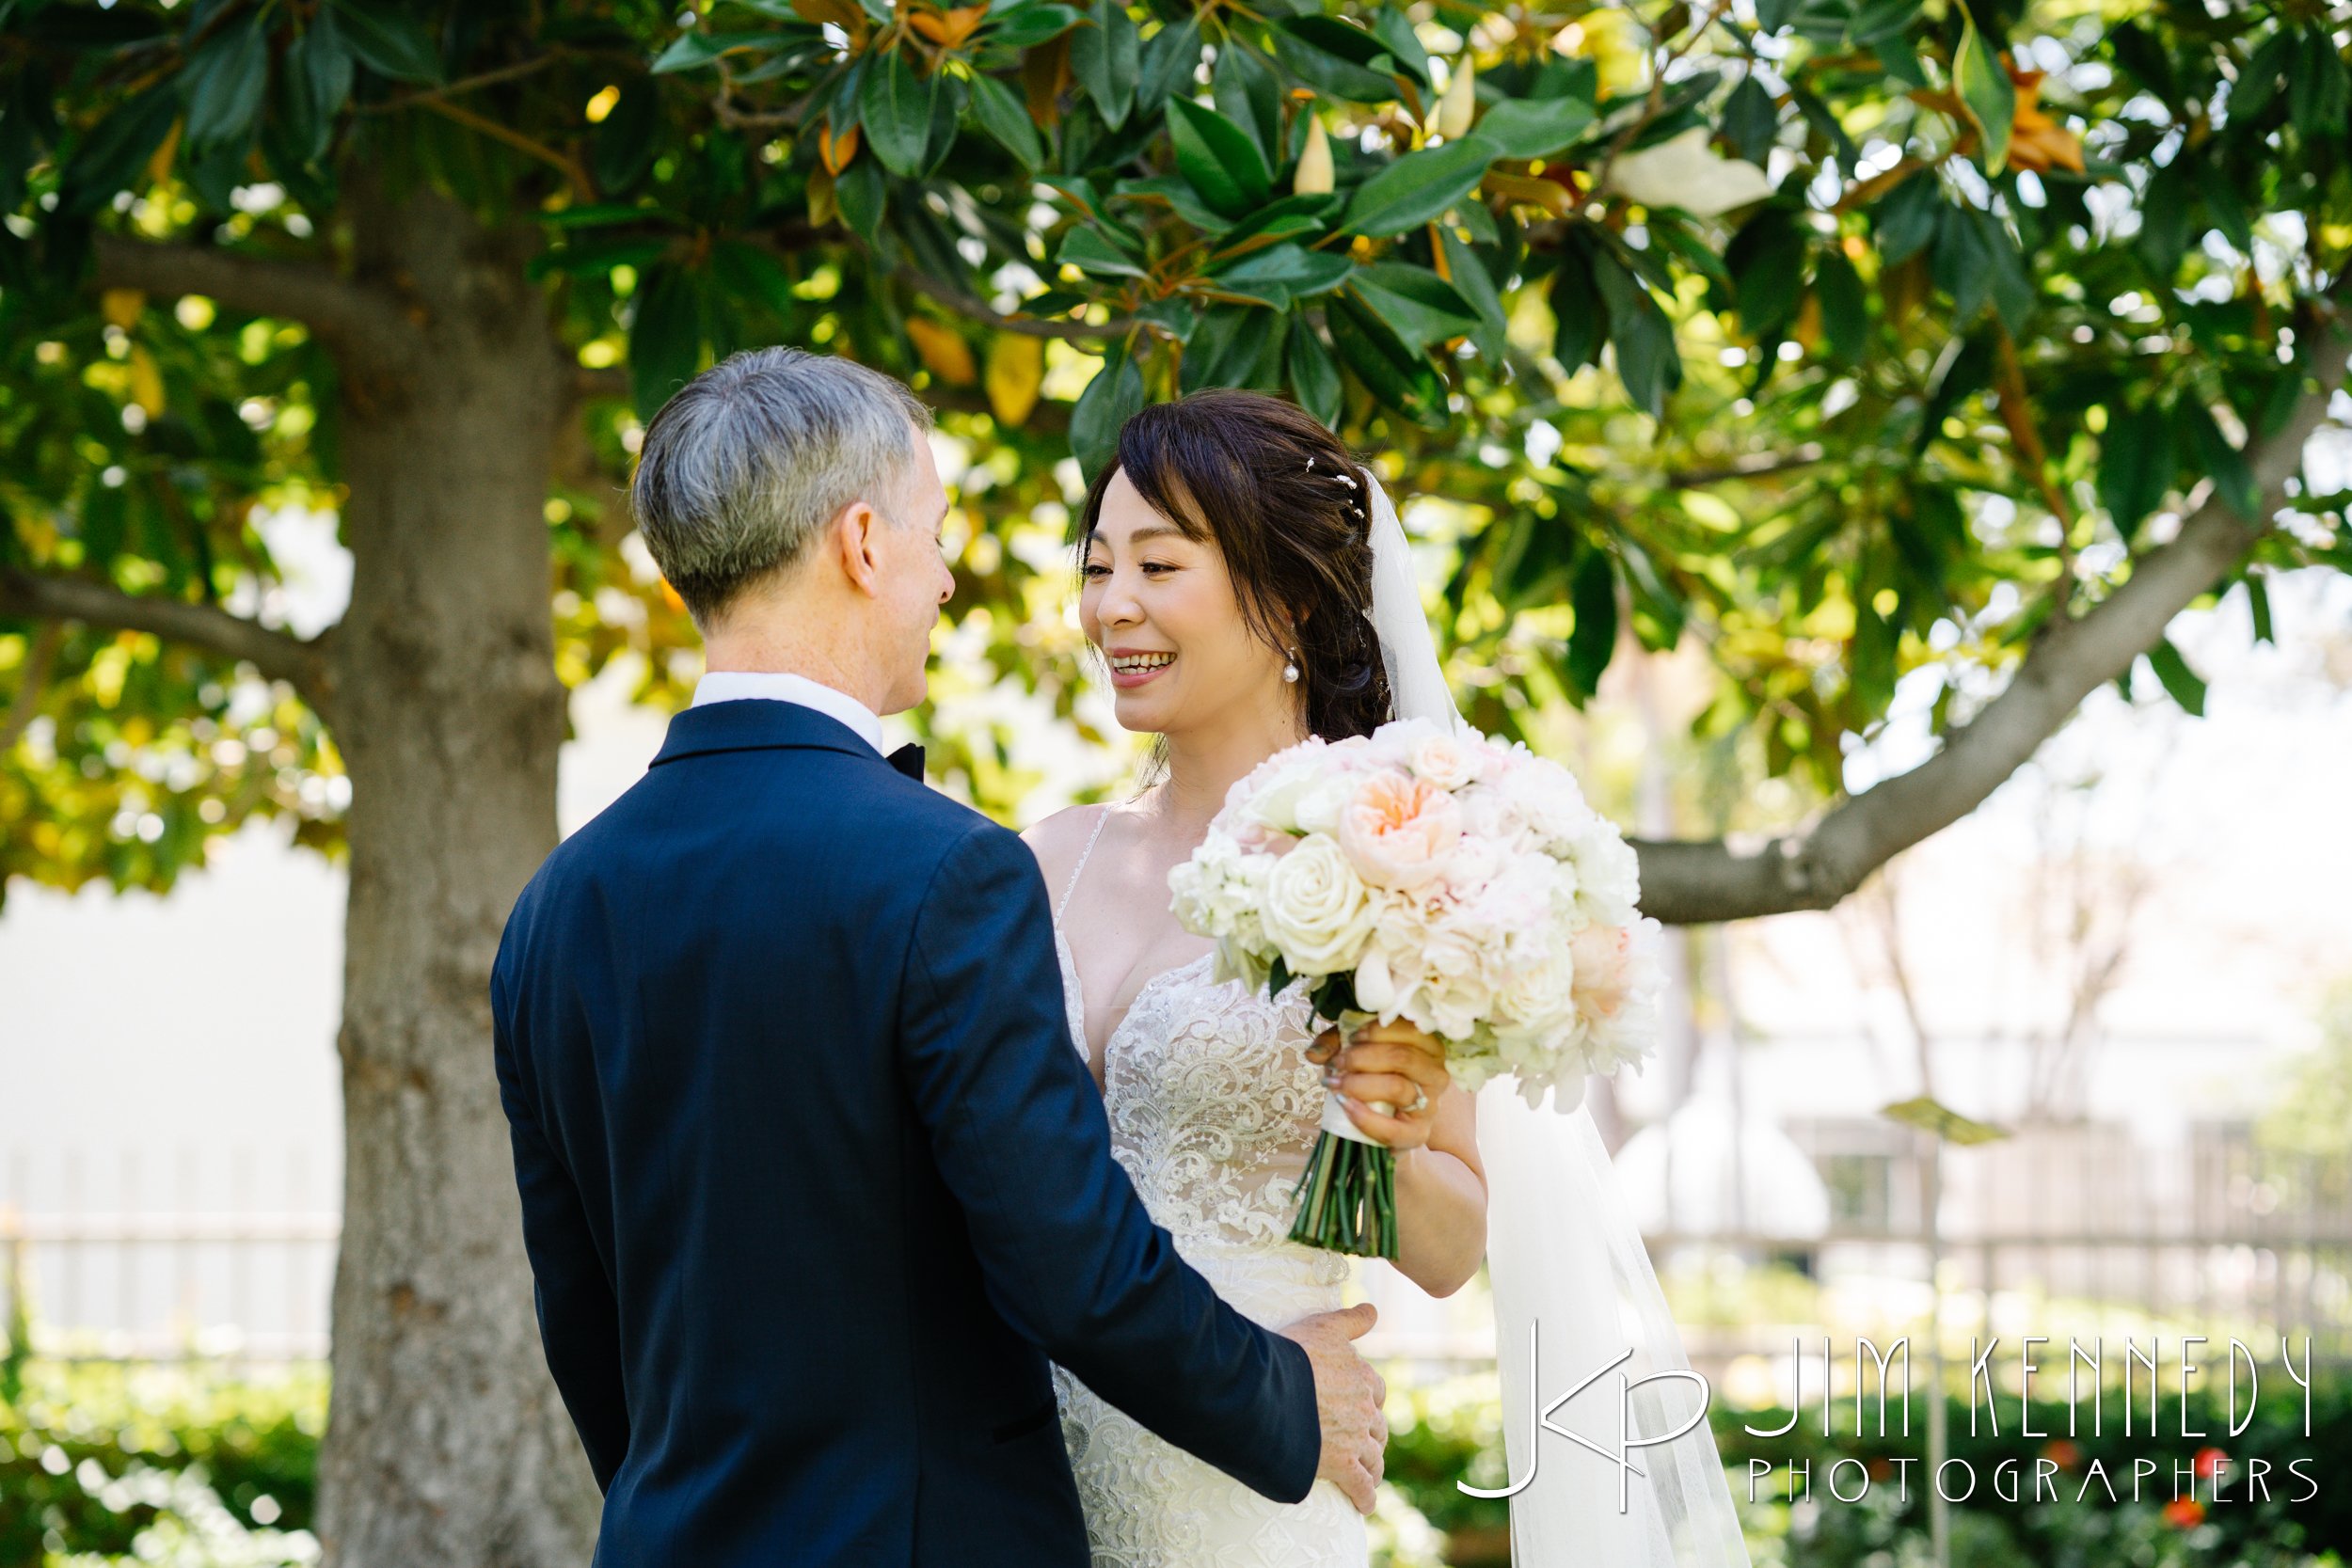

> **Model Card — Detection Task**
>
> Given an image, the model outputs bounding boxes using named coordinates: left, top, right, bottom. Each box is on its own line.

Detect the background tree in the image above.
left=0, top=0, right=2345, bottom=1560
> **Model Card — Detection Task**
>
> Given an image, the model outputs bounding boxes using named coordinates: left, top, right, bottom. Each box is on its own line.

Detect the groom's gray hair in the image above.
left=630, top=347, right=932, bottom=622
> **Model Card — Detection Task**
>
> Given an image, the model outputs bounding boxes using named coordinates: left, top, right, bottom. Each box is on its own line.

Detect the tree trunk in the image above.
left=315, top=184, right=596, bottom=1566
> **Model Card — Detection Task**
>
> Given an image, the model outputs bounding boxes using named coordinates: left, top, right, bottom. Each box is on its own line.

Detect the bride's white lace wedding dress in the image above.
left=1047, top=804, right=1371, bottom=1568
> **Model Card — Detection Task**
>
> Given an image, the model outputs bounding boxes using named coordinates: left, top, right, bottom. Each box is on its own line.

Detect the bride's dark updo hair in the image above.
left=1074, top=389, right=1392, bottom=741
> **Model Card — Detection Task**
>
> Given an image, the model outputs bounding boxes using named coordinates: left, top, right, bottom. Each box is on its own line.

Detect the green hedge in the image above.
left=0, top=1364, right=321, bottom=1567
left=1379, top=1367, right=2352, bottom=1566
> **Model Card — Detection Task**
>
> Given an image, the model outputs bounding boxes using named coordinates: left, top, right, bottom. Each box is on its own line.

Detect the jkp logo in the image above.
left=1459, top=1325, right=1714, bottom=1513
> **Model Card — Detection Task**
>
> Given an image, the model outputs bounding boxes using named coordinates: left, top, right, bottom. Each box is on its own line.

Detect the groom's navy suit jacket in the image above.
left=491, top=698, right=1320, bottom=1566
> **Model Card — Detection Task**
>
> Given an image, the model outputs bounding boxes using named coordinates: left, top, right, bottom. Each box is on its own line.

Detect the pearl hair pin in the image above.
left=1304, top=454, right=1366, bottom=519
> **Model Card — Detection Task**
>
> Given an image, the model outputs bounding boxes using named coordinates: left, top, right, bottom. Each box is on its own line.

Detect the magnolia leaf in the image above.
left=1953, top=13, right=2015, bottom=174
left=1882, top=1097, right=2010, bottom=1146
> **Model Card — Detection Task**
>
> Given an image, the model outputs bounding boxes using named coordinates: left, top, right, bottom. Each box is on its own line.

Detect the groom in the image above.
left=491, top=348, right=1388, bottom=1565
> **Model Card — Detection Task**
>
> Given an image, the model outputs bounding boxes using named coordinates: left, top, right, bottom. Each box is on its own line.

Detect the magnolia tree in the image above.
left=0, top=0, right=2346, bottom=1559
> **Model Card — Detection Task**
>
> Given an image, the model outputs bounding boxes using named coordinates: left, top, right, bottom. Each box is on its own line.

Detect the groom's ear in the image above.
left=830, top=500, right=885, bottom=597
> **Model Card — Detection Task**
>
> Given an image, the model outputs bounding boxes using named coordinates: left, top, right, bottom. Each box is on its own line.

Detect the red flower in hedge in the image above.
left=2164, top=1496, right=2208, bottom=1528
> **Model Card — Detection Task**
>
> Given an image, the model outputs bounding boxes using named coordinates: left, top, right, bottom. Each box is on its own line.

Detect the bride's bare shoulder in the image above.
left=1019, top=801, right=1106, bottom=885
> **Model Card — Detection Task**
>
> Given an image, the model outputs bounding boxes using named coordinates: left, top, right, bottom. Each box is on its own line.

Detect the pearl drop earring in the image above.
left=1282, top=651, right=1301, bottom=684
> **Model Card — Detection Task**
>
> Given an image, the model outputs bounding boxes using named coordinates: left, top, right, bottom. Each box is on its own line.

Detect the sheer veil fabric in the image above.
left=1359, top=470, right=1753, bottom=1567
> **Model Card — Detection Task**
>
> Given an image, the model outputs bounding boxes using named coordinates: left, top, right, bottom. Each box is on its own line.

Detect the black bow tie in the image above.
left=887, top=742, right=926, bottom=781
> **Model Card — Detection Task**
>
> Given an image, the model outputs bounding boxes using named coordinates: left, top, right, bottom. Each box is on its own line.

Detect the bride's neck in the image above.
left=1150, top=704, right=1308, bottom=836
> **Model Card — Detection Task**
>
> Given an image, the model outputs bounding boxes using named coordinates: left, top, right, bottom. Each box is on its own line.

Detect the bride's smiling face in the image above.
left=1080, top=469, right=1290, bottom=736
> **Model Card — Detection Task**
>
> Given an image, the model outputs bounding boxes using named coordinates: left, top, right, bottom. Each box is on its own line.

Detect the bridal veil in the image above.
left=1359, top=468, right=1752, bottom=1568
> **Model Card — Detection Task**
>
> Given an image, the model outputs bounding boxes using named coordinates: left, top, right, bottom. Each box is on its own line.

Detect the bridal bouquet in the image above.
left=1168, top=718, right=1662, bottom=1259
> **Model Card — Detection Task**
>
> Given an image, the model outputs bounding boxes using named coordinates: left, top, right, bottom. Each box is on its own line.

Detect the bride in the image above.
left=1022, top=390, right=1753, bottom=1568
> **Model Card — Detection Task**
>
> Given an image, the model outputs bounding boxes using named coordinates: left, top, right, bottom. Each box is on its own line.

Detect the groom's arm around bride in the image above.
left=490, top=347, right=1385, bottom=1567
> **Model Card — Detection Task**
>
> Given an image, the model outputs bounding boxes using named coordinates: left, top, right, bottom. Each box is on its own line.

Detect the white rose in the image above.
left=1494, top=939, right=1580, bottom=1039
left=1292, top=774, right=1358, bottom=835
left=1235, top=741, right=1330, bottom=834
left=1407, top=924, right=1498, bottom=1039
left=1404, top=728, right=1483, bottom=791
left=1459, top=782, right=1539, bottom=855
left=1261, top=832, right=1377, bottom=977
left=1566, top=826, right=1641, bottom=927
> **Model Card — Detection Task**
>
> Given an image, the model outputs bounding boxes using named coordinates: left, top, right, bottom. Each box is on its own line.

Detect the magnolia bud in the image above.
left=1295, top=116, right=1334, bottom=196
left=1436, top=58, right=1476, bottom=138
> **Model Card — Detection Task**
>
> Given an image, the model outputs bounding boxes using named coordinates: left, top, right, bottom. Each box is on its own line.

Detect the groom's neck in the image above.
left=702, top=603, right=886, bottom=716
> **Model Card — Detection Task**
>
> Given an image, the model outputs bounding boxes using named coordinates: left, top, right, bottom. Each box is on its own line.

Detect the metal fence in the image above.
left=4, top=1121, right=2346, bottom=1368
left=0, top=1146, right=337, bottom=1363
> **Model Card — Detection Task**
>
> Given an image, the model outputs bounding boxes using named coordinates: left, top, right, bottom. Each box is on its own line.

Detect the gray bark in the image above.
left=312, top=183, right=596, bottom=1567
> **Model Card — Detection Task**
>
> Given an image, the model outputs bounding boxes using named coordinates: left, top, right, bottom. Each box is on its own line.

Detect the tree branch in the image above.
left=92, top=232, right=421, bottom=372
left=0, top=623, right=61, bottom=752
left=1665, top=443, right=1827, bottom=488
left=895, top=267, right=1135, bottom=341
left=0, top=568, right=335, bottom=711
left=1634, top=301, right=2351, bottom=926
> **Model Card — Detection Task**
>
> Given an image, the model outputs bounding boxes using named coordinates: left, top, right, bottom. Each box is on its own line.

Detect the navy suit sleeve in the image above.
left=897, top=822, right=1322, bottom=1505
left=491, top=945, right=631, bottom=1492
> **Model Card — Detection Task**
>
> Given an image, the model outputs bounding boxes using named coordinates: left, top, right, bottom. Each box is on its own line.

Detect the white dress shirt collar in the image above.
left=690, top=671, right=884, bottom=756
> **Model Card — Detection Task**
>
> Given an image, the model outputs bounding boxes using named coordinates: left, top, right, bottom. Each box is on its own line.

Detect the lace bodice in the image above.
left=1045, top=806, right=1363, bottom=1567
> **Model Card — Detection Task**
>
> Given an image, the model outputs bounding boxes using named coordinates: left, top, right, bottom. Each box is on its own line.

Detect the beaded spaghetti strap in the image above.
left=1055, top=804, right=1111, bottom=924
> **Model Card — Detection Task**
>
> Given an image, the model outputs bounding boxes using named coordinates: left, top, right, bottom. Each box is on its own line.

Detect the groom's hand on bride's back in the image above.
left=1279, top=1302, right=1387, bottom=1513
